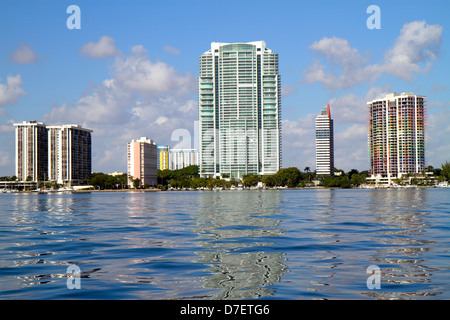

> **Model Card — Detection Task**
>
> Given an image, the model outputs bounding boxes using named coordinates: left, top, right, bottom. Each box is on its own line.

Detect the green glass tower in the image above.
left=198, top=41, right=281, bottom=179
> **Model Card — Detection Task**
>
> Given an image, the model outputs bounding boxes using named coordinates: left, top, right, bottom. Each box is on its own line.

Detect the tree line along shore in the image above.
left=2, top=162, right=449, bottom=192
left=79, top=162, right=450, bottom=190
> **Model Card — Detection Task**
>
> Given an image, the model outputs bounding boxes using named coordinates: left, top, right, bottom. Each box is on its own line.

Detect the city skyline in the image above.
left=1, top=1, right=449, bottom=176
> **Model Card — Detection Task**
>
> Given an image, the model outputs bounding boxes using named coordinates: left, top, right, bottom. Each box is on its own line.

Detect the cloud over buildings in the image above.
left=45, top=38, right=197, bottom=172
left=0, top=74, right=26, bottom=115
left=290, top=20, right=446, bottom=171
left=79, top=35, right=120, bottom=58
left=302, top=21, right=443, bottom=91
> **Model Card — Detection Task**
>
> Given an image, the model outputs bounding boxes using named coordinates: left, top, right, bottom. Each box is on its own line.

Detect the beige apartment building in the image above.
left=127, top=137, right=157, bottom=187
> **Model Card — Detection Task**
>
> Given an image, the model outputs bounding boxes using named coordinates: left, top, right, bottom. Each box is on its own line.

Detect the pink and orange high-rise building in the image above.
left=127, top=137, right=157, bottom=187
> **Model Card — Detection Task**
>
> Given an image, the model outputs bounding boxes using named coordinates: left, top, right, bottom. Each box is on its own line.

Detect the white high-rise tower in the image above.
left=198, top=41, right=281, bottom=179
left=367, top=92, right=426, bottom=184
left=315, top=104, right=334, bottom=176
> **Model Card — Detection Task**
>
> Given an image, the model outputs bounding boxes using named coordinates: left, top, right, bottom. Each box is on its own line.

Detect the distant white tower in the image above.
left=315, top=104, right=334, bottom=176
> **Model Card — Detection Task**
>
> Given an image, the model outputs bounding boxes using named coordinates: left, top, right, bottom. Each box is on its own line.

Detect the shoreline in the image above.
left=4, top=184, right=447, bottom=194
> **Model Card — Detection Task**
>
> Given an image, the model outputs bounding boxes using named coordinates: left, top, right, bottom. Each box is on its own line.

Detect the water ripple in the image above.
left=0, top=189, right=449, bottom=299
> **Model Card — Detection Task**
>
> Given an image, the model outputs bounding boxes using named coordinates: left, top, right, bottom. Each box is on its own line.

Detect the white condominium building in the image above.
left=14, top=121, right=92, bottom=185
left=14, top=121, right=48, bottom=182
left=198, top=41, right=281, bottom=179
left=169, top=149, right=199, bottom=171
left=315, top=104, right=334, bottom=176
left=47, top=125, right=92, bottom=186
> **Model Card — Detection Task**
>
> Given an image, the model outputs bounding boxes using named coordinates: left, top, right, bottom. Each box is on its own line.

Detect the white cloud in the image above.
left=301, top=36, right=374, bottom=90
left=178, top=99, right=197, bottom=114
left=381, top=21, right=443, bottom=80
left=0, top=74, right=26, bottom=112
left=10, top=42, right=38, bottom=64
left=281, top=84, right=297, bottom=97
left=113, top=45, right=195, bottom=95
left=427, top=110, right=450, bottom=167
left=79, top=35, right=119, bottom=58
left=163, top=45, right=181, bottom=56
left=334, top=123, right=368, bottom=170
left=281, top=114, right=316, bottom=169
left=0, top=119, right=16, bottom=134
left=155, top=116, right=168, bottom=125
left=302, top=21, right=443, bottom=91
left=328, top=85, right=392, bottom=124
left=0, top=150, right=11, bottom=168
left=44, top=41, right=197, bottom=173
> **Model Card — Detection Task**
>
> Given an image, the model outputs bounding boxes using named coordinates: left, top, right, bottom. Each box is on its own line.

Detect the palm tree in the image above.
left=133, top=178, right=141, bottom=189
left=304, top=167, right=311, bottom=182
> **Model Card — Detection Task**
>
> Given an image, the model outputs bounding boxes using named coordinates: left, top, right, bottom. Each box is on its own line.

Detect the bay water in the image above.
left=0, top=188, right=449, bottom=299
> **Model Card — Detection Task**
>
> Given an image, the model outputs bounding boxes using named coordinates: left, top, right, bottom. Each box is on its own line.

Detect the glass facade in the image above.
left=199, top=41, right=281, bottom=179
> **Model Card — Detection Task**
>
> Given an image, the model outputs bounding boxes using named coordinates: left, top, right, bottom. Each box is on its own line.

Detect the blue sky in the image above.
left=1, top=0, right=449, bottom=175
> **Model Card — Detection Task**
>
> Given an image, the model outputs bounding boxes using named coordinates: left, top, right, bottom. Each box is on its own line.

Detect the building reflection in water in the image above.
left=193, top=190, right=287, bottom=299
left=302, top=189, right=342, bottom=295
left=363, top=189, right=441, bottom=299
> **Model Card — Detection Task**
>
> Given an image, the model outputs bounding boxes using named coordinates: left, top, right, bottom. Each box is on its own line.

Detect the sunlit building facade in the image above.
left=14, top=121, right=48, bottom=182
left=157, top=144, right=170, bottom=170
left=14, top=121, right=92, bottom=185
left=367, top=92, right=426, bottom=184
left=315, top=104, right=334, bottom=176
left=47, top=125, right=92, bottom=186
left=127, top=137, right=157, bottom=187
left=198, top=41, right=281, bottom=179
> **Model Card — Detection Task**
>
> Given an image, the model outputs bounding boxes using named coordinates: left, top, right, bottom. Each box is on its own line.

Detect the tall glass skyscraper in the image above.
left=198, top=41, right=281, bottom=179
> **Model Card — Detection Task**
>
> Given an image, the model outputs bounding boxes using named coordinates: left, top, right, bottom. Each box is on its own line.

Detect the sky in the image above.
left=0, top=0, right=449, bottom=175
